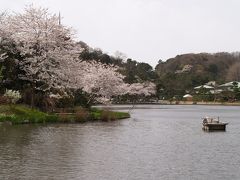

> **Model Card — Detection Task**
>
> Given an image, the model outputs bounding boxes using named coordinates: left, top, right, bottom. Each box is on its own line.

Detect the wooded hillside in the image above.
left=155, top=52, right=240, bottom=99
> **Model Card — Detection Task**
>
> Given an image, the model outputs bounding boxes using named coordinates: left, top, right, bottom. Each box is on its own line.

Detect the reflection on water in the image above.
left=0, top=105, right=240, bottom=180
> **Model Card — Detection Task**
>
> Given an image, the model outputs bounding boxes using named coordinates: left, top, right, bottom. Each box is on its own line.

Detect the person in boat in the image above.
left=203, top=118, right=208, bottom=124
left=203, top=117, right=219, bottom=124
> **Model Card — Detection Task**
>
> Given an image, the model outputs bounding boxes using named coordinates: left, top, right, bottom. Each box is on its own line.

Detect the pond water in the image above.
left=0, top=105, right=240, bottom=180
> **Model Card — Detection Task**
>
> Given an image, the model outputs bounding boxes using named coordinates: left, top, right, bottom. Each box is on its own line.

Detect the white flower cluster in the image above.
left=4, top=89, right=21, bottom=104
left=0, top=6, right=156, bottom=105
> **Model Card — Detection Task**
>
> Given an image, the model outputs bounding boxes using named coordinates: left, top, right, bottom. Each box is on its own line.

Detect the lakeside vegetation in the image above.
left=0, top=105, right=130, bottom=125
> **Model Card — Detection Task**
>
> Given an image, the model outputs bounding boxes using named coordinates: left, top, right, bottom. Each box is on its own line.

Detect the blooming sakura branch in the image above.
left=0, top=6, right=156, bottom=104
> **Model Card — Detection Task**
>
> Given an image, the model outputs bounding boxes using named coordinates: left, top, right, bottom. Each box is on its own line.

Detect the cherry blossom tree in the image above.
left=127, top=82, right=156, bottom=96
left=71, top=61, right=156, bottom=104
left=0, top=6, right=82, bottom=90
left=0, top=6, right=156, bottom=105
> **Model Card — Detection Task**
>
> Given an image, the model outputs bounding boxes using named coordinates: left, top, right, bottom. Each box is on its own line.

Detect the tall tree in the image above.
left=0, top=6, right=156, bottom=105
left=0, top=6, right=83, bottom=91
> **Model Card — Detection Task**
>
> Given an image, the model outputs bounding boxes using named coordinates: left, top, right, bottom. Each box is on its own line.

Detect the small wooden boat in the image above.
left=202, top=117, right=228, bottom=131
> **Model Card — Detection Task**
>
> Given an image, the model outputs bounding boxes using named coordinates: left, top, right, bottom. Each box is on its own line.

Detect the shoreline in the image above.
left=95, top=102, right=240, bottom=110
left=157, top=100, right=240, bottom=106
left=111, top=101, right=240, bottom=106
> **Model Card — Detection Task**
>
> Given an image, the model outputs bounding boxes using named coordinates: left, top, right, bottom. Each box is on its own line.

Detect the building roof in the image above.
left=219, top=81, right=240, bottom=88
left=194, top=85, right=214, bottom=89
left=183, top=94, right=193, bottom=98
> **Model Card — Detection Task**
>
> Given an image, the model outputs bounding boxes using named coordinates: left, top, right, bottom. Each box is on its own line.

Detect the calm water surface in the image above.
left=0, top=105, right=240, bottom=180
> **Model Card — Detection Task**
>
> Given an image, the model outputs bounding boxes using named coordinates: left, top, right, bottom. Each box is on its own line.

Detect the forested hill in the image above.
left=155, top=52, right=240, bottom=99
left=156, top=52, right=240, bottom=82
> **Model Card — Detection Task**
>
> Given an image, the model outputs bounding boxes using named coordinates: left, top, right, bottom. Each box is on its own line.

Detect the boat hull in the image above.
left=202, top=123, right=228, bottom=131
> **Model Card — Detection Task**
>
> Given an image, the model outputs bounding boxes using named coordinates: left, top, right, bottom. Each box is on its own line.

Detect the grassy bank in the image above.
left=0, top=105, right=130, bottom=125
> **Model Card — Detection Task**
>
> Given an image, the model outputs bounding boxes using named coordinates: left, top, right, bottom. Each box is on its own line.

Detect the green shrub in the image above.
left=0, top=105, right=55, bottom=124
left=45, top=115, right=58, bottom=123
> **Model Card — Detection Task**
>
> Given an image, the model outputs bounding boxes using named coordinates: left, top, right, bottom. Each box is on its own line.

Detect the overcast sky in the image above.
left=1, top=0, right=240, bottom=67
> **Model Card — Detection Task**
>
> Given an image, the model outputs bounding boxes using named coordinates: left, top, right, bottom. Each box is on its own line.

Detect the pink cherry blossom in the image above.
left=0, top=6, right=156, bottom=104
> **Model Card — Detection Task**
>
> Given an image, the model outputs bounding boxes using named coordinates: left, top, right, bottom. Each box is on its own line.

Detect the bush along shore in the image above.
left=0, top=105, right=130, bottom=125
